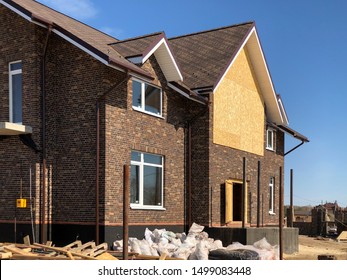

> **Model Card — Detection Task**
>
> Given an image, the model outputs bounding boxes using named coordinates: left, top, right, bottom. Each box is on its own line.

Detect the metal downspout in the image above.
left=284, top=140, right=305, bottom=156
left=41, top=25, right=52, bottom=244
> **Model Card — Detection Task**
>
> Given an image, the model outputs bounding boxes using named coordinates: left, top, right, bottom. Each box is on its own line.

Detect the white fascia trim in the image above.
left=142, top=38, right=183, bottom=81
left=213, top=27, right=255, bottom=93
left=277, top=97, right=289, bottom=125
left=167, top=83, right=206, bottom=105
left=0, top=0, right=31, bottom=21
left=53, top=29, right=125, bottom=73
left=0, top=1, right=126, bottom=74
left=251, top=29, right=285, bottom=125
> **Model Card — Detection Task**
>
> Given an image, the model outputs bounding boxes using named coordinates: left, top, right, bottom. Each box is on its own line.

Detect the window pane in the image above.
left=144, top=84, right=161, bottom=114
left=130, top=165, right=140, bottom=204
left=132, top=80, right=142, bottom=108
left=144, top=153, right=162, bottom=165
left=10, top=62, right=22, bottom=71
left=12, top=74, right=22, bottom=123
left=267, top=130, right=273, bottom=148
left=131, top=151, right=141, bottom=162
left=143, top=166, right=162, bottom=206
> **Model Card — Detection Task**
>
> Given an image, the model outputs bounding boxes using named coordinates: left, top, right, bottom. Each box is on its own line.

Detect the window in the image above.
left=132, top=79, right=162, bottom=116
left=266, top=128, right=274, bottom=151
left=269, top=177, right=275, bottom=214
left=9, top=61, right=23, bottom=124
left=130, top=151, right=164, bottom=209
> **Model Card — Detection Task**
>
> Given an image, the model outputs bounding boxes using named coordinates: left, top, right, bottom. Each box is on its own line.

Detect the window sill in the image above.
left=266, top=147, right=275, bottom=152
left=132, top=107, right=164, bottom=119
left=269, top=211, right=276, bottom=215
left=0, top=122, right=32, bottom=136
left=130, top=205, right=166, bottom=211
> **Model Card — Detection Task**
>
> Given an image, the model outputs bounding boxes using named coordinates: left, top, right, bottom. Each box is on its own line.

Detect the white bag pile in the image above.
left=113, top=223, right=279, bottom=260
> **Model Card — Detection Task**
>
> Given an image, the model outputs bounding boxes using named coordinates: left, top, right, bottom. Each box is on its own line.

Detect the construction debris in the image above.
left=113, top=223, right=279, bottom=260
left=337, top=231, right=347, bottom=242
left=0, top=237, right=115, bottom=260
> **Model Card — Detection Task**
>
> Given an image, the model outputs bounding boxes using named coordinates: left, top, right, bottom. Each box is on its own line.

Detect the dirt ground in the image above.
left=283, top=235, right=347, bottom=260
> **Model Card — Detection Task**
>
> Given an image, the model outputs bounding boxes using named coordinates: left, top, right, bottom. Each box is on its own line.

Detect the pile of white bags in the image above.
left=113, top=223, right=279, bottom=260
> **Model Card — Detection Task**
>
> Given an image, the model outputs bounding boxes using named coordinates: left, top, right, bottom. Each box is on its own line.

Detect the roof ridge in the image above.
left=29, top=0, right=119, bottom=41
left=168, top=21, right=255, bottom=40
left=111, top=31, right=164, bottom=45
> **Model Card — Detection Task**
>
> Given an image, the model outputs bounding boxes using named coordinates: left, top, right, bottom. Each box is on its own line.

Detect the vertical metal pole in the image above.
left=123, top=165, right=130, bottom=260
left=188, top=124, right=192, bottom=229
left=279, top=166, right=284, bottom=260
left=289, top=169, right=294, bottom=227
left=95, top=101, right=100, bottom=245
left=242, top=157, right=246, bottom=228
left=261, top=193, right=264, bottom=227
left=257, top=161, right=261, bottom=228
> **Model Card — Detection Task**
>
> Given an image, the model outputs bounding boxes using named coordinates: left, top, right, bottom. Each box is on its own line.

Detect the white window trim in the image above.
left=266, top=128, right=275, bottom=151
left=132, top=78, right=163, bottom=118
left=269, top=177, right=275, bottom=215
left=130, top=152, right=165, bottom=210
left=9, top=61, right=22, bottom=124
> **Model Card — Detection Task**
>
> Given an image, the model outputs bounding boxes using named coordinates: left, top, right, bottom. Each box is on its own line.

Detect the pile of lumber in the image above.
left=0, top=238, right=117, bottom=260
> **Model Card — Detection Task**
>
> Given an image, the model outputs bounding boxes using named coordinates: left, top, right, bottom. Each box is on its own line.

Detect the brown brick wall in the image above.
left=0, top=6, right=42, bottom=233
left=0, top=4, right=287, bottom=245
left=103, top=56, right=203, bottom=226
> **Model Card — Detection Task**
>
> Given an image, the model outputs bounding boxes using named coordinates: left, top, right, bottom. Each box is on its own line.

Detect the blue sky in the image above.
left=37, top=0, right=347, bottom=207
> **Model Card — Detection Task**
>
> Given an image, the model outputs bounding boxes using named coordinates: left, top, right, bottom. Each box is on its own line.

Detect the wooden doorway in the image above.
left=225, top=179, right=247, bottom=224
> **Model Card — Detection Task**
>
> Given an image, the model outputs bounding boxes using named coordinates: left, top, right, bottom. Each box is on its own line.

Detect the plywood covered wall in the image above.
left=213, top=47, right=264, bottom=156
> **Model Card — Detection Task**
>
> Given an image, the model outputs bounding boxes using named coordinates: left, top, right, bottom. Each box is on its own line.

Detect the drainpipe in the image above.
left=284, top=140, right=305, bottom=156
left=95, top=74, right=129, bottom=244
left=185, top=100, right=210, bottom=230
left=187, top=123, right=192, bottom=228
left=41, top=24, right=52, bottom=244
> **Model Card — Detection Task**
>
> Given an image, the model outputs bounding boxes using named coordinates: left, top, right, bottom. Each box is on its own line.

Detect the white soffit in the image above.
left=142, top=38, right=183, bottom=82
left=245, top=29, right=287, bottom=125
left=0, top=122, right=32, bottom=135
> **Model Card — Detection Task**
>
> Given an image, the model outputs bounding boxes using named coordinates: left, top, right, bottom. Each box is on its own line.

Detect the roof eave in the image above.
left=142, top=35, right=183, bottom=82
left=2, top=0, right=153, bottom=81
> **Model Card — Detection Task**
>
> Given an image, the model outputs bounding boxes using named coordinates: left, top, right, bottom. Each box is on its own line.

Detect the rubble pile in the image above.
left=113, top=223, right=279, bottom=260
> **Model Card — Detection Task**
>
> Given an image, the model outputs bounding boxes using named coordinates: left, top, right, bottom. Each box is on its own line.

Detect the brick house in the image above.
left=0, top=0, right=308, bottom=246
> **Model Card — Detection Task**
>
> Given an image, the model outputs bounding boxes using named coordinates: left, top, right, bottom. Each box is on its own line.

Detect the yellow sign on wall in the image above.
left=16, top=198, right=27, bottom=208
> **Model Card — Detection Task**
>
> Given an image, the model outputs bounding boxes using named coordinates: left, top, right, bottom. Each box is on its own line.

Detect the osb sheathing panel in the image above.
left=213, top=48, right=264, bottom=156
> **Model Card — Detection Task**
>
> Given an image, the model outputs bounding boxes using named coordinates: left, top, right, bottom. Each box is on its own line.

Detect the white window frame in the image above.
left=130, top=151, right=165, bottom=210
left=269, top=177, right=275, bottom=214
left=9, top=61, right=23, bottom=124
left=132, top=78, right=163, bottom=118
left=266, top=128, right=275, bottom=151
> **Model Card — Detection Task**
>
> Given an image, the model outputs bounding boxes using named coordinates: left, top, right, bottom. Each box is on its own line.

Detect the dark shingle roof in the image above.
left=6, top=1, right=255, bottom=91
left=169, top=22, right=254, bottom=89
left=110, top=32, right=164, bottom=58
left=9, top=0, right=152, bottom=79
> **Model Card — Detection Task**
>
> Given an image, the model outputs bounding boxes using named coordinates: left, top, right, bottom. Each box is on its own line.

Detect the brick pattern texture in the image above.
left=0, top=6, right=286, bottom=244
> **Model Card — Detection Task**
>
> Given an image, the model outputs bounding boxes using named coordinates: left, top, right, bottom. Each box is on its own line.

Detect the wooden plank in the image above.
left=71, top=241, right=95, bottom=253
left=23, top=235, right=31, bottom=246
left=96, top=252, right=118, bottom=260
left=62, top=240, right=82, bottom=250
left=66, top=251, right=75, bottom=260
left=0, top=252, right=12, bottom=259
left=4, top=246, right=35, bottom=256
left=10, top=254, right=68, bottom=260
left=33, top=243, right=96, bottom=260
left=86, top=243, right=108, bottom=257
